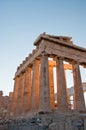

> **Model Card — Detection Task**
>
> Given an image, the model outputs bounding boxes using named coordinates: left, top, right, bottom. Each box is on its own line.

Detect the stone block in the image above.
left=84, top=119, right=86, bottom=130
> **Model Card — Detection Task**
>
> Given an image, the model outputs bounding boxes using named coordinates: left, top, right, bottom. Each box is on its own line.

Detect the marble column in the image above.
left=72, top=61, right=85, bottom=111
left=23, top=67, right=32, bottom=113
left=49, top=65, right=55, bottom=109
left=39, top=54, right=50, bottom=111
left=56, top=57, right=68, bottom=111
left=16, top=72, right=25, bottom=116
left=12, top=76, right=19, bottom=115
left=64, top=70, right=70, bottom=109
left=30, top=60, right=40, bottom=111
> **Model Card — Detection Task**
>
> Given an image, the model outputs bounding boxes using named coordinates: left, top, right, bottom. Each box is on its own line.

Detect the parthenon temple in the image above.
left=6, top=32, right=86, bottom=119
left=1, top=33, right=86, bottom=130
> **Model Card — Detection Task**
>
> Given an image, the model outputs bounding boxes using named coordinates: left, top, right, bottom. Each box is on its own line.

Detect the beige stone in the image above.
left=12, top=76, right=19, bottom=116
left=84, top=119, right=86, bottom=130
left=16, top=73, right=25, bottom=116
left=8, top=92, right=14, bottom=117
left=39, top=54, right=50, bottom=111
left=30, top=60, right=40, bottom=111
left=7, top=33, right=86, bottom=117
left=72, top=61, right=85, bottom=111
left=56, top=57, right=68, bottom=111
left=49, top=65, right=55, bottom=109
left=23, top=67, right=32, bottom=113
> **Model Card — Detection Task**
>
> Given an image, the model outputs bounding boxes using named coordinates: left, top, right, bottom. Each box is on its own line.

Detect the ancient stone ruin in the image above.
left=0, top=91, right=9, bottom=119
left=11, top=33, right=86, bottom=115
left=0, top=33, right=86, bottom=130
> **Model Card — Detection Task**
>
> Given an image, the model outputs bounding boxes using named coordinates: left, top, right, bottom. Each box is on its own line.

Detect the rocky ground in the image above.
left=0, top=110, right=85, bottom=130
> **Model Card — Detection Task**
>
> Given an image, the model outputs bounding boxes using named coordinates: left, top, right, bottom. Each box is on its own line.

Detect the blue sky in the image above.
left=0, top=0, right=86, bottom=95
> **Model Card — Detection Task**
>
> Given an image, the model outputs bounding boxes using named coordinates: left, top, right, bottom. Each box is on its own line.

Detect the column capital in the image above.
left=70, top=60, right=79, bottom=65
left=19, top=71, right=25, bottom=77
left=54, top=56, right=64, bottom=61
left=14, top=75, right=19, bottom=80
left=41, top=51, right=49, bottom=57
left=32, top=59, right=40, bottom=65
left=25, top=66, right=32, bottom=72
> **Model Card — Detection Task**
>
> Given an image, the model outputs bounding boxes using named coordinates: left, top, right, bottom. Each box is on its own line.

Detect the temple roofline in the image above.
left=34, top=33, right=86, bottom=52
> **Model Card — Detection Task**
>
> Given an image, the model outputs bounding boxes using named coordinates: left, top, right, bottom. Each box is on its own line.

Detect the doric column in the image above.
left=30, top=60, right=40, bottom=111
left=49, top=65, right=55, bottom=109
left=16, top=72, right=25, bottom=116
left=56, top=57, right=68, bottom=111
left=64, top=69, right=69, bottom=109
left=23, top=67, right=32, bottom=113
left=72, top=61, right=85, bottom=111
left=12, top=76, right=19, bottom=115
left=39, top=53, right=50, bottom=111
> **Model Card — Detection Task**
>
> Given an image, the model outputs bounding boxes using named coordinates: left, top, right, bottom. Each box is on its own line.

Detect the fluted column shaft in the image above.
left=16, top=73, right=25, bottom=116
left=49, top=65, right=55, bottom=109
left=39, top=54, right=50, bottom=111
left=12, top=76, right=19, bottom=115
left=56, top=57, right=68, bottom=111
left=23, top=67, right=32, bottom=113
left=72, top=61, right=85, bottom=111
left=30, top=60, right=40, bottom=111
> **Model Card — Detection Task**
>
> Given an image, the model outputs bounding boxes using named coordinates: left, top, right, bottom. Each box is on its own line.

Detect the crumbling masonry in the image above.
left=7, top=33, right=86, bottom=118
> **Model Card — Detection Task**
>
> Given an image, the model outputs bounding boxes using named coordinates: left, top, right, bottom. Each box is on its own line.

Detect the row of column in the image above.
left=10, top=54, right=85, bottom=117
